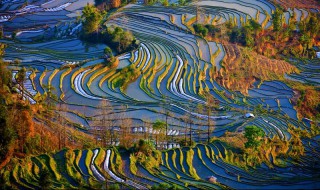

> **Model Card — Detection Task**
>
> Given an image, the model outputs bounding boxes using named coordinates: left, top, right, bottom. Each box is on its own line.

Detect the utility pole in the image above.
left=207, top=107, right=211, bottom=143
left=165, top=109, right=168, bottom=148
left=164, top=97, right=170, bottom=149
left=184, top=117, right=188, bottom=146
left=189, top=115, right=192, bottom=146
left=195, top=0, right=204, bottom=24
left=206, top=93, right=215, bottom=143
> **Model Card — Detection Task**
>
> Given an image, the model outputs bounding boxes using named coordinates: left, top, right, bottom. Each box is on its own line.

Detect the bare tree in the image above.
left=120, top=117, right=133, bottom=148
left=143, top=118, right=152, bottom=140
left=92, top=99, right=113, bottom=147
left=189, top=115, right=193, bottom=146
left=182, top=113, right=188, bottom=146
left=152, top=120, right=166, bottom=150
left=196, top=104, right=205, bottom=142
left=194, top=0, right=204, bottom=24
left=161, top=97, right=172, bottom=149
left=55, top=103, right=68, bottom=150
left=16, top=67, right=26, bottom=100
left=206, top=93, right=216, bottom=143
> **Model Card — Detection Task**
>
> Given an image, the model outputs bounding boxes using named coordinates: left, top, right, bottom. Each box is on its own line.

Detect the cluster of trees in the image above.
left=0, top=44, right=99, bottom=171
left=193, top=23, right=220, bottom=37
left=271, top=8, right=283, bottom=32
left=191, top=8, right=319, bottom=59
left=82, top=4, right=103, bottom=34
left=287, top=80, right=320, bottom=120
left=113, top=65, right=139, bottom=88
left=81, top=4, right=137, bottom=54
left=0, top=44, right=31, bottom=168
left=0, top=47, right=39, bottom=169
left=226, top=9, right=320, bottom=58
left=104, top=26, right=136, bottom=53
left=229, top=19, right=261, bottom=47
left=91, top=100, right=170, bottom=150
left=90, top=97, right=218, bottom=152
left=210, top=43, right=297, bottom=95
left=0, top=43, right=216, bottom=174
left=270, top=0, right=320, bottom=10
left=202, top=11, right=318, bottom=119
left=244, top=125, right=265, bottom=149
left=215, top=124, right=310, bottom=168
left=296, top=14, right=320, bottom=57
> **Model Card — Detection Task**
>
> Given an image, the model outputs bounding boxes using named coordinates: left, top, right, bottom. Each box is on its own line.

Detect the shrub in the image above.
left=205, top=24, right=220, bottom=37
left=193, top=24, right=208, bottom=37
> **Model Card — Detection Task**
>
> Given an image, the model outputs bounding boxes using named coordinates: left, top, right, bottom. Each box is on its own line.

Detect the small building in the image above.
left=316, top=52, right=320, bottom=58
left=245, top=113, right=255, bottom=118
left=208, top=176, right=217, bottom=183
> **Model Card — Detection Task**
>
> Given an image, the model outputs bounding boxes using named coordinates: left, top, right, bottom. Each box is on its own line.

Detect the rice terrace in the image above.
left=0, top=0, right=319, bottom=189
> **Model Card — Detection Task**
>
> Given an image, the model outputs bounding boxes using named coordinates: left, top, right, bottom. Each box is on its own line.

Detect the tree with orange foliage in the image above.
left=15, top=109, right=34, bottom=153
left=16, top=67, right=26, bottom=100
left=120, top=117, right=134, bottom=148
left=0, top=105, right=16, bottom=169
left=110, top=0, right=121, bottom=9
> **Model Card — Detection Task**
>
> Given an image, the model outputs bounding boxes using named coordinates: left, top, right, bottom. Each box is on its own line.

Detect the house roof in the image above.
left=245, top=113, right=255, bottom=118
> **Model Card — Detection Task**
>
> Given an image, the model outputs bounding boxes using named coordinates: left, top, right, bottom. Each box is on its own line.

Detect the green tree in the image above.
left=13, top=59, right=21, bottom=65
left=300, top=34, right=311, bottom=56
left=205, top=24, right=220, bottom=37
left=0, top=43, right=6, bottom=57
left=193, top=24, right=208, bottom=37
left=247, top=19, right=261, bottom=31
left=16, top=67, right=26, bottom=100
left=0, top=47, right=11, bottom=92
left=242, top=27, right=254, bottom=47
left=162, top=0, right=169, bottom=6
left=272, top=8, right=283, bottom=32
left=120, top=31, right=134, bottom=52
left=244, top=125, right=265, bottom=149
left=229, top=20, right=260, bottom=47
left=307, top=15, right=320, bottom=37
left=152, top=120, right=167, bottom=149
left=82, top=4, right=102, bottom=34
left=107, top=26, right=135, bottom=53
left=134, top=139, right=155, bottom=156
left=104, top=47, right=113, bottom=58
left=111, top=27, right=123, bottom=52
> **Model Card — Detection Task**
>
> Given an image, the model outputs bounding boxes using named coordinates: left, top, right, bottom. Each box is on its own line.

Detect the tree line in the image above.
left=192, top=9, right=320, bottom=59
